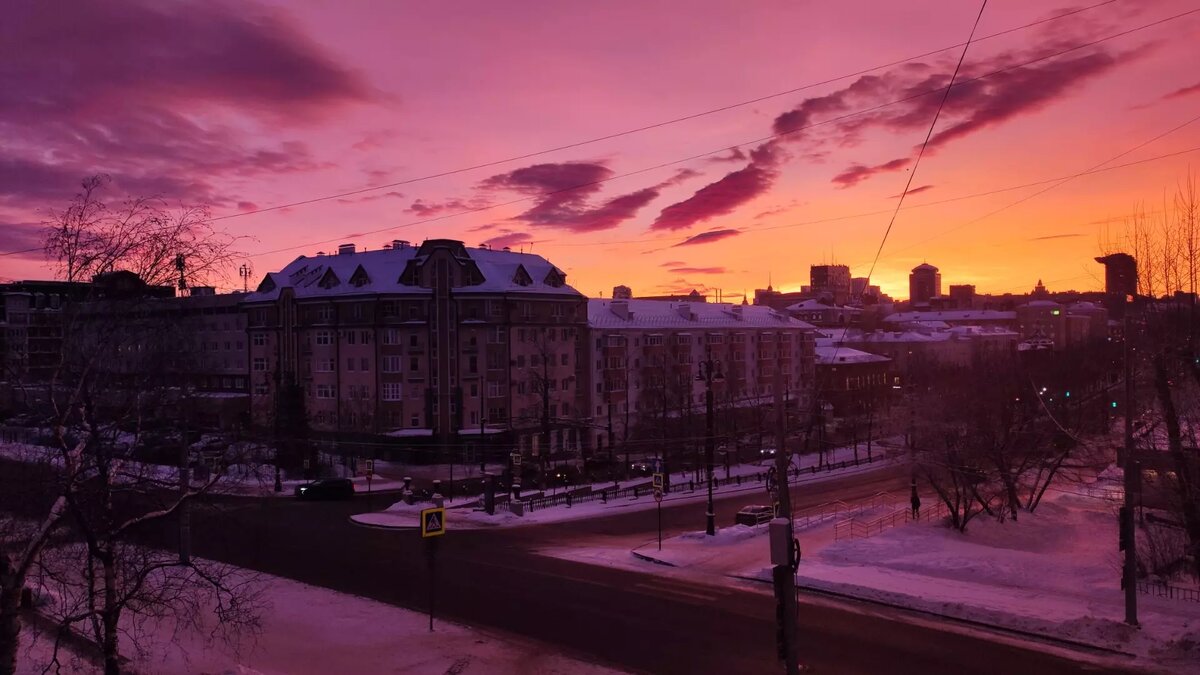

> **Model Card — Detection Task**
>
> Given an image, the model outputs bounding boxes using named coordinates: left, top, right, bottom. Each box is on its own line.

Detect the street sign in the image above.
left=652, top=472, right=664, bottom=490
left=511, top=452, right=522, bottom=467
left=366, top=459, right=375, bottom=475
left=653, top=488, right=663, bottom=502
left=302, top=458, right=311, bottom=470
left=420, top=507, right=446, bottom=538
left=652, top=457, right=663, bottom=473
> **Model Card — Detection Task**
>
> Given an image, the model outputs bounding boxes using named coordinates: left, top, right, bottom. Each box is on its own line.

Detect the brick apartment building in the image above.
left=243, top=239, right=586, bottom=458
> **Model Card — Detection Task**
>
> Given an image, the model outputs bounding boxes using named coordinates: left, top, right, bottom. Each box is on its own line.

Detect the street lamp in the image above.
left=697, top=349, right=724, bottom=536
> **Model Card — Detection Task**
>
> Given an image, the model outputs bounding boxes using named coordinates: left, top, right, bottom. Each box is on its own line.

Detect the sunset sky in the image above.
left=3, top=0, right=1199, bottom=300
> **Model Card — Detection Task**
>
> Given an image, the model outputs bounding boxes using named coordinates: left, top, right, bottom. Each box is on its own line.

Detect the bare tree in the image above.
left=44, top=175, right=243, bottom=289
left=0, top=179, right=257, bottom=674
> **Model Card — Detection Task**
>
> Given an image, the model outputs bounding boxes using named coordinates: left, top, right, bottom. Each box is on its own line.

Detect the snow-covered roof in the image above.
left=245, top=241, right=581, bottom=302
left=588, top=299, right=814, bottom=330
left=785, top=299, right=861, bottom=313
left=882, top=309, right=1016, bottom=323
left=1021, top=300, right=1062, bottom=309
left=815, top=346, right=890, bottom=365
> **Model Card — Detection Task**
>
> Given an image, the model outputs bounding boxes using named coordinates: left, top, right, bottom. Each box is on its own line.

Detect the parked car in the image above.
left=629, top=462, right=653, bottom=476
left=759, top=447, right=777, bottom=458
left=735, top=505, right=774, bottom=526
left=295, top=478, right=355, bottom=500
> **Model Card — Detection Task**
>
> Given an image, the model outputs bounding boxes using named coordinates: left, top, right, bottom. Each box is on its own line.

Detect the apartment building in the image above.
left=581, top=298, right=816, bottom=453
left=243, top=239, right=586, bottom=456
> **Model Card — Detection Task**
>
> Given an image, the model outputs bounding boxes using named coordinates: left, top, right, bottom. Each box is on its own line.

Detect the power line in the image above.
left=863, top=0, right=988, bottom=289
left=204, top=0, right=1122, bottom=224
left=235, top=7, right=1198, bottom=261
left=882, top=111, right=1200, bottom=259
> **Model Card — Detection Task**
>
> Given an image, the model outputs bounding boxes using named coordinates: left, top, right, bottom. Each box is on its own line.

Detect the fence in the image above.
left=489, top=453, right=887, bottom=514
left=833, top=499, right=948, bottom=541
left=1137, top=580, right=1200, bottom=603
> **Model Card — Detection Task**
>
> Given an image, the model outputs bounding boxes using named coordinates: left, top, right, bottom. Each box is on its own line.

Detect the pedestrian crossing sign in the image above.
left=421, top=507, right=446, bottom=538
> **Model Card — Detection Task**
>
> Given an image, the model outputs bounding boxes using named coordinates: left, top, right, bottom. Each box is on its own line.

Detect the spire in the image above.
left=768, top=271, right=774, bottom=292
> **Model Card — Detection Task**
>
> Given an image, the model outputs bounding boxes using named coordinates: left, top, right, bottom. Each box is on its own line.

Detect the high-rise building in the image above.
left=810, top=264, right=851, bottom=304
left=909, top=263, right=941, bottom=306
left=948, top=284, right=975, bottom=308
left=1094, top=253, right=1137, bottom=297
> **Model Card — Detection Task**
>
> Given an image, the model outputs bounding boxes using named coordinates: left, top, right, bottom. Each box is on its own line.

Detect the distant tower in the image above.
left=1094, top=253, right=1138, bottom=298
left=908, top=263, right=941, bottom=306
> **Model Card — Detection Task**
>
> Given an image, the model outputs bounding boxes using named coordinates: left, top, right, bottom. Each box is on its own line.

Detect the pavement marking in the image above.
left=632, top=579, right=728, bottom=603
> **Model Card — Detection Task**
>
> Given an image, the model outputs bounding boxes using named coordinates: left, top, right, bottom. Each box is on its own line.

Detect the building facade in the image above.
left=243, top=239, right=586, bottom=457
left=581, top=299, right=816, bottom=453
left=810, top=264, right=851, bottom=305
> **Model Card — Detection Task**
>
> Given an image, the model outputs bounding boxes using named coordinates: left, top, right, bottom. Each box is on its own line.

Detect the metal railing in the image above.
left=1137, top=580, right=1200, bottom=603
left=834, top=499, right=947, bottom=541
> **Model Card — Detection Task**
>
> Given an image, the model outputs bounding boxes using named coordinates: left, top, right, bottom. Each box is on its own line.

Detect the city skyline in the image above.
left=3, top=1, right=1200, bottom=300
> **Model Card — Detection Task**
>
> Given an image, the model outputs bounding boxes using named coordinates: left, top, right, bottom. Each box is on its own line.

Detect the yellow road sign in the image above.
left=421, top=507, right=446, bottom=538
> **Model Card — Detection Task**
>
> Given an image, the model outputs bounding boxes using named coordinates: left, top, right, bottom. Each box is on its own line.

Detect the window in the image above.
left=561, top=353, right=568, bottom=366
left=381, top=300, right=399, bottom=318
left=352, top=304, right=364, bottom=319
left=382, top=382, right=402, bottom=401
left=361, top=331, right=371, bottom=345
left=470, top=410, right=479, bottom=425
left=411, top=414, right=420, bottom=427
left=316, top=384, right=335, bottom=399
left=487, top=382, right=503, bottom=398
left=252, top=333, right=266, bottom=347
left=516, top=355, right=525, bottom=368
left=316, top=331, right=331, bottom=346
left=383, top=328, right=399, bottom=345
left=410, top=335, right=419, bottom=348
left=383, top=355, right=402, bottom=372
left=224, top=341, right=231, bottom=351
left=562, top=378, right=570, bottom=390
left=551, top=304, right=564, bottom=318
left=516, top=381, right=527, bottom=395
left=518, top=328, right=526, bottom=342
left=675, top=335, right=690, bottom=345
left=316, top=358, right=335, bottom=372
left=254, top=383, right=268, bottom=395
left=489, top=326, right=507, bottom=344
left=317, top=305, right=334, bottom=322
left=347, top=331, right=356, bottom=345
left=236, top=341, right=244, bottom=350
left=522, top=303, right=532, bottom=319
left=252, top=357, right=267, bottom=372
left=646, top=335, right=664, bottom=346
left=470, top=383, right=478, bottom=397
left=561, top=328, right=569, bottom=340
left=489, top=300, right=503, bottom=316
left=360, top=357, right=369, bottom=371
left=347, top=358, right=356, bottom=371
left=410, top=357, right=419, bottom=372
left=469, top=355, right=478, bottom=373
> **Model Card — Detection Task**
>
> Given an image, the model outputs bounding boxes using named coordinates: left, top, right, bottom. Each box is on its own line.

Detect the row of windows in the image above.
left=608, top=332, right=803, bottom=348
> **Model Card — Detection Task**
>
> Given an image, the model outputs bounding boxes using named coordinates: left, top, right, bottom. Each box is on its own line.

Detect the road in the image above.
left=176, top=464, right=1133, bottom=675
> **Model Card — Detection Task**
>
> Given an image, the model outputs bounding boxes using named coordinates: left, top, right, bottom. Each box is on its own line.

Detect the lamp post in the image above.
left=697, top=350, right=723, bottom=536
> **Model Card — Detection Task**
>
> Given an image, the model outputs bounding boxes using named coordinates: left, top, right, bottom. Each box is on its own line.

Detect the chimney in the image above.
left=675, top=303, right=694, bottom=320
left=503, top=246, right=511, bottom=252
left=611, top=300, right=631, bottom=320
left=391, top=239, right=409, bottom=250
left=316, top=251, right=326, bottom=257
left=612, top=285, right=632, bottom=300
left=338, top=243, right=356, bottom=255
left=732, top=304, right=744, bottom=319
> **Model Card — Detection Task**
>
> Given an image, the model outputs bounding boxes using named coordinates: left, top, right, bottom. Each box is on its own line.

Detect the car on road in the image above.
left=759, top=447, right=777, bottom=458
left=629, top=462, right=653, bottom=476
left=735, top=505, right=774, bottom=526
left=294, top=478, right=355, bottom=500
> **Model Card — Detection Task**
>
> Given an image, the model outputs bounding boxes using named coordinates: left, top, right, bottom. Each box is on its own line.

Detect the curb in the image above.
left=727, top=574, right=1137, bottom=659
left=630, top=548, right=677, bottom=567
left=348, top=515, right=419, bottom=531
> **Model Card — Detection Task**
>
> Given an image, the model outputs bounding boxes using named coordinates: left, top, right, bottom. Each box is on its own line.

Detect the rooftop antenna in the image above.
left=174, top=253, right=187, bottom=290
left=238, top=263, right=252, bottom=293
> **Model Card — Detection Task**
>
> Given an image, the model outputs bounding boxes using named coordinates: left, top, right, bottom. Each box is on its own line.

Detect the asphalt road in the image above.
left=176, top=464, right=1134, bottom=675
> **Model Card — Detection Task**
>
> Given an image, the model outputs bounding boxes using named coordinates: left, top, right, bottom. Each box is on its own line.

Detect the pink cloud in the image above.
left=650, top=142, right=784, bottom=231
left=832, top=157, right=911, bottom=188
left=672, top=228, right=742, bottom=247
left=479, top=161, right=661, bottom=233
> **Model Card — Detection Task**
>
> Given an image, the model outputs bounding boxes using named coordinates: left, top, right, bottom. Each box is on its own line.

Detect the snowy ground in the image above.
left=350, top=446, right=904, bottom=530
left=543, top=476, right=1200, bottom=673
left=15, top=569, right=622, bottom=675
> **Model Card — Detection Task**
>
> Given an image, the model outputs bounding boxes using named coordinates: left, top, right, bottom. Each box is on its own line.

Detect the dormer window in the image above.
left=543, top=267, right=566, bottom=288
left=350, top=265, right=371, bottom=288
left=512, top=265, right=533, bottom=287
left=318, top=269, right=341, bottom=289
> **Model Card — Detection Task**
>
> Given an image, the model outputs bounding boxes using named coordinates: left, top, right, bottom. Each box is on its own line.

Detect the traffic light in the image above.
left=1065, top=391, right=1071, bottom=398
left=1112, top=401, right=1118, bottom=409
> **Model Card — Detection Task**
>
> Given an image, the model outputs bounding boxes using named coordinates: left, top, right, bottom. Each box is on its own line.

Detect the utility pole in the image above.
left=178, top=398, right=191, bottom=565
left=697, top=349, right=722, bottom=536
left=772, top=348, right=799, bottom=675
left=1121, top=294, right=1139, bottom=626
